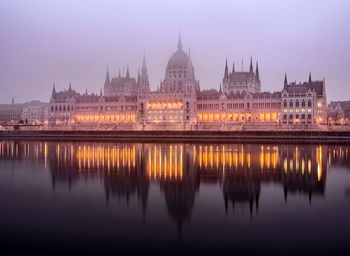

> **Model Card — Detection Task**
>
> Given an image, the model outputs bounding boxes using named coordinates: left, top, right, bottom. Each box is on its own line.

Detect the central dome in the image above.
left=166, top=36, right=189, bottom=70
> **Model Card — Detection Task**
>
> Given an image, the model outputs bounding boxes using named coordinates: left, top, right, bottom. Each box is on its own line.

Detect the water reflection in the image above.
left=1, top=141, right=350, bottom=233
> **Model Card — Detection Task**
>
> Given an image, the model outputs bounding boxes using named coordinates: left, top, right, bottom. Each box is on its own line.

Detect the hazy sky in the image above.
left=0, top=0, right=349, bottom=103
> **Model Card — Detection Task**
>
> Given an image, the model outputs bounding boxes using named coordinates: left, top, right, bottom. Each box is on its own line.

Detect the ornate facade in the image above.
left=48, top=36, right=327, bottom=130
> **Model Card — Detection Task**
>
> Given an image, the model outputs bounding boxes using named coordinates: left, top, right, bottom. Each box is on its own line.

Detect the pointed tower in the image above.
left=255, top=61, right=260, bottom=81
left=284, top=73, right=288, bottom=89
left=100, top=88, right=103, bottom=97
left=69, top=82, right=72, bottom=91
left=308, top=72, right=312, bottom=83
left=137, top=69, right=140, bottom=85
left=232, top=61, right=235, bottom=73
left=118, top=69, right=121, bottom=78
left=140, top=54, right=150, bottom=94
left=52, top=83, right=56, bottom=97
left=249, top=57, right=253, bottom=73
left=126, top=65, right=130, bottom=78
left=105, top=66, right=110, bottom=85
left=177, top=33, right=182, bottom=50
left=103, top=66, right=111, bottom=96
left=219, top=83, right=222, bottom=94
left=224, top=59, right=229, bottom=80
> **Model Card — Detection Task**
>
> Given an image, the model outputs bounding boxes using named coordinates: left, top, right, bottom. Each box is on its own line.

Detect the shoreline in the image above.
left=1, top=130, right=350, bottom=144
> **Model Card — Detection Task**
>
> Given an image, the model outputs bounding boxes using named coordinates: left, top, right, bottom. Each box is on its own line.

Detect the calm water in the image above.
left=1, top=141, right=350, bottom=255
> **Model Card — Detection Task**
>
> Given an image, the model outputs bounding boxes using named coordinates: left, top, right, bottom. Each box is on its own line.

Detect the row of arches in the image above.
left=283, top=99, right=312, bottom=108
left=51, top=105, right=73, bottom=112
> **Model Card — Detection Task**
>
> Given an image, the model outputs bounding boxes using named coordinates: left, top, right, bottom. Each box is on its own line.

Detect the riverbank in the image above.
left=1, top=130, right=350, bottom=144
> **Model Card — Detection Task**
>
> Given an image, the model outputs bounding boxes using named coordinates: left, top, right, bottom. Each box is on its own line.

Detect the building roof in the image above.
left=109, top=77, right=138, bottom=91
left=197, top=89, right=220, bottom=100
left=285, top=80, right=325, bottom=97
left=52, top=89, right=80, bottom=101
left=228, top=71, right=257, bottom=84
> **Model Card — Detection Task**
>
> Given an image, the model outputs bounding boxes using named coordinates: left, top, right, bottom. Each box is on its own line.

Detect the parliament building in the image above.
left=48, top=36, right=327, bottom=130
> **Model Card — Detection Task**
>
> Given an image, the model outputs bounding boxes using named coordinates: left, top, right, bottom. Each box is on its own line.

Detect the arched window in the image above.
left=289, top=100, right=293, bottom=108
left=308, top=100, right=312, bottom=107
left=51, top=106, right=54, bottom=112
left=55, top=106, right=58, bottom=111
left=59, top=105, right=62, bottom=111
left=283, top=100, right=287, bottom=108
left=302, top=100, right=305, bottom=107
left=186, top=102, right=189, bottom=109
left=296, top=100, right=299, bottom=108
left=178, top=81, right=182, bottom=88
left=63, top=105, right=66, bottom=111
left=67, top=105, right=70, bottom=111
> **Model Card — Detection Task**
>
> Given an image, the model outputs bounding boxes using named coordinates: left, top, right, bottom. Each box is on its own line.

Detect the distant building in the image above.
left=0, top=99, right=48, bottom=124
left=328, top=100, right=350, bottom=124
left=48, top=36, right=328, bottom=130
left=0, top=100, right=24, bottom=123
left=21, top=101, right=49, bottom=124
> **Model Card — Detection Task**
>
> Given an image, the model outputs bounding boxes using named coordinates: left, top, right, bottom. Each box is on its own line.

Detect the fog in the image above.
left=0, top=0, right=349, bottom=103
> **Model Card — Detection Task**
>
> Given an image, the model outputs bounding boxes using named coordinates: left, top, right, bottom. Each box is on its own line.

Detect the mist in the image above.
left=0, top=0, right=349, bottom=103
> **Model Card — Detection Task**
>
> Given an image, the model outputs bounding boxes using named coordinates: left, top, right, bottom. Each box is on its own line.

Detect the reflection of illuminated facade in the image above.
left=48, top=36, right=327, bottom=129
left=1, top=141, right=338, bottom=224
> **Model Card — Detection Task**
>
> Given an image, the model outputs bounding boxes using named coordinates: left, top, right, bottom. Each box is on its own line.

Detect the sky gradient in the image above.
left=0, top=0, right=349, bottom=103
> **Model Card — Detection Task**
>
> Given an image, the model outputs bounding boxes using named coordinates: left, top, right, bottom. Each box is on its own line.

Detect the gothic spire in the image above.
left=69, top=82, right=72, bottom=91
left=118, top=69, right=121, bottom=78
left=52, top=83, right=56, bottom=96
left=137, top=69, right=140, bottom=84
left=126, top=65, right=130, bottom=78
left=224, top=59, right=229, bottom=79
left=249, top=57, right=253, bottom=73
left=284, top=73, right=288, bottom=87
left=105, top=66, right=110, bottom=84
left=219, top=83, right=222, bottom=94
left=255, top=61, right=260, bottom=80
left=177, top=33, right=182, bottom=50
left=308, top=72, right=312, bottom=83
left=142, top=53, right=147, bottom=74
left=100, top=88, right=103, bottom=97
left=232, top=61, right=235, bottom=73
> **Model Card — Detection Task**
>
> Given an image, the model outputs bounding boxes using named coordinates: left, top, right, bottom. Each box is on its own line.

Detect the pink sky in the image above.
left=0, top=0, right=349, bottom=103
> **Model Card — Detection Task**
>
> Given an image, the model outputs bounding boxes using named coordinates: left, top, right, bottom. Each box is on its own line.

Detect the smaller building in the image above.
left=328, top=100, right=350, bottom=125
left=21, top=101, right=48, bottom=124
left=281, top=73, right=327, bottom=126
left=0, top=100, right=24, bottom=124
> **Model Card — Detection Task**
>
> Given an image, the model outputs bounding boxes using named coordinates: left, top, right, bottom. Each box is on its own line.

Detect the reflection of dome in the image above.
left=166, top=36, right=189, bottom=70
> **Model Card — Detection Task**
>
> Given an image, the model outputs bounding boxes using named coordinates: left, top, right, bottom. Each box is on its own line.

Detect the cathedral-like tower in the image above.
left=223, top=57, right=261, bottom=95
left=137, top=54, right=150, bottom=125
left=139, top=54, right=150, bottom=94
